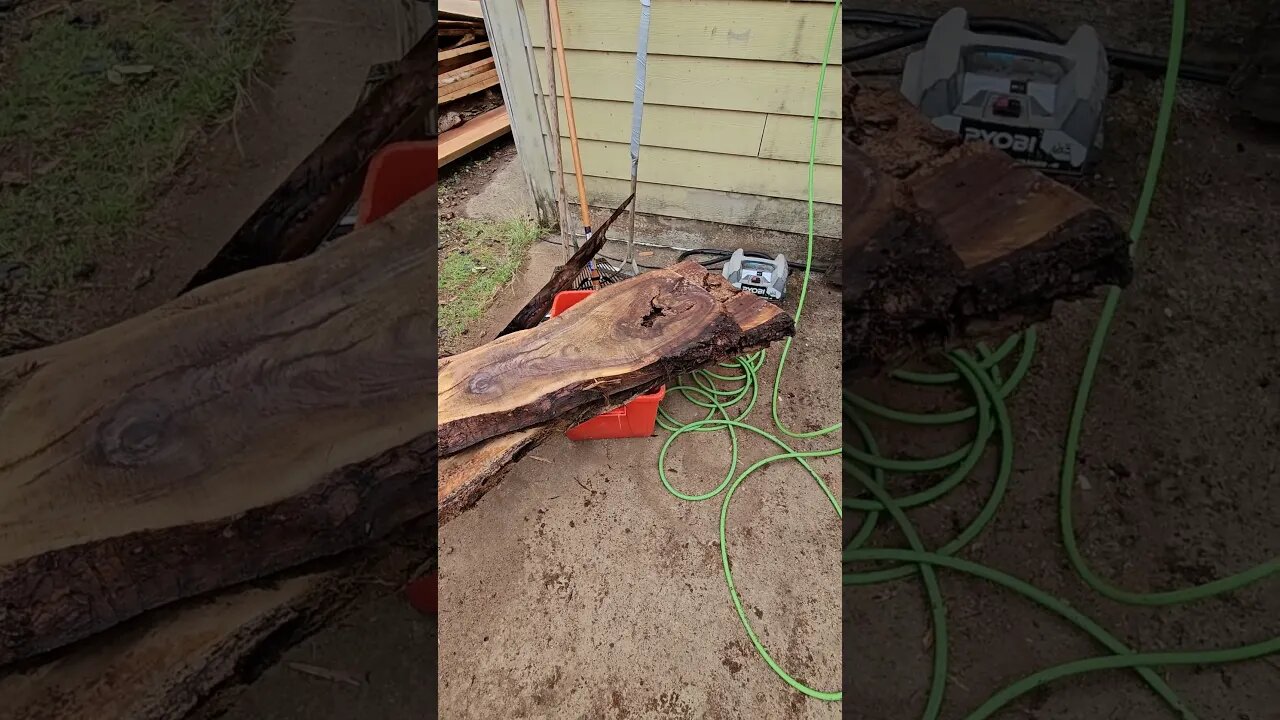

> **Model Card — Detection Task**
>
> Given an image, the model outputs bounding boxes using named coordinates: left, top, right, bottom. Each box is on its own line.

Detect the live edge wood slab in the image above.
left=0, top=527, right=438, bottom=720
left=437, top=260, right=794, bottom=522
left=0, top=189, right=436, bottom=667
left=843, top=72, right=1132, bottom=376
left=0, top=249, right=785, bottom=720
left=495, top=191, right=634, bottom=338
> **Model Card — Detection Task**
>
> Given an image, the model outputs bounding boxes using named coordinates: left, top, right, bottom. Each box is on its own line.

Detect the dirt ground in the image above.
left=434, top=147, right=844, bottom=719
left=844, top=1, right=1279, bottom=718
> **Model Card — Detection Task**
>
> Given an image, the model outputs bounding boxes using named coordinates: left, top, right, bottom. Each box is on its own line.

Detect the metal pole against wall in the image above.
left=539, top=0, right=573, bottom=258
left=624, top=0, right=651, bottom=275
left=513, top=0, right=571, bottom=258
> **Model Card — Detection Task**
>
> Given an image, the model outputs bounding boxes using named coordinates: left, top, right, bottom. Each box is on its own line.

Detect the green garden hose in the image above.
left=843, top=1, right=1280, bottom=718
left=653, top=0, right=844, bottom=703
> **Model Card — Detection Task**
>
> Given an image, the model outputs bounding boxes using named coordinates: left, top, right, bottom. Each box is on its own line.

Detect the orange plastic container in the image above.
left=356, top=141, right=437, bottom=617
left=551, top=290, right=666, bottom=440
left=356, top=140, right=437, bottom=226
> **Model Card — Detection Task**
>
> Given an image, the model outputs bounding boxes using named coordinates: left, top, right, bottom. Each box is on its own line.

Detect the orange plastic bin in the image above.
left=551, top=290, right=666, bottom=440
left=356, top=140, right=437, bottom=617
left=356, top=140, right=437, bottom=226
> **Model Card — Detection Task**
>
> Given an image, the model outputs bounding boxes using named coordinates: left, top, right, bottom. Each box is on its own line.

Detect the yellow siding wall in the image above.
left=521, top=0, right=840, bottom=238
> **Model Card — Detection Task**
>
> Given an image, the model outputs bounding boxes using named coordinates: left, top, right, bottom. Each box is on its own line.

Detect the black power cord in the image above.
left=847, top=8, right=1059, bottom=40
left=536, top=237, right=666, bottom=271
left=676, top=248, right=831, bottom=275
left=843, top=8, right=1233, bottom=86
left=535, top=239, right=833, bottom=275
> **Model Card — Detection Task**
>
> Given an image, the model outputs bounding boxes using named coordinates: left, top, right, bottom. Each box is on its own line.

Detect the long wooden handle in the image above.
left=548, top=0, right=592, bottom=231
left=541, top=0, right=571, bottom=257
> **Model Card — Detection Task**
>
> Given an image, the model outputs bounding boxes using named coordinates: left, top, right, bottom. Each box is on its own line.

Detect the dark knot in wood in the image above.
left=467, top=374, right=496, bottom=395
left=640, top=296, right=667, bottom=328
left=96, top=399, right=170, bottom=466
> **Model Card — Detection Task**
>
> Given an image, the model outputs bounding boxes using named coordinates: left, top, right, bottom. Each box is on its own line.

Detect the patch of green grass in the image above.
left=438, top=217, right=544, bottom=344
left=0, top=0, right=290, bottom=284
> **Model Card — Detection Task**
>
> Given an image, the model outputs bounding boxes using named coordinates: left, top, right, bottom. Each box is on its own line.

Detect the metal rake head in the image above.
left=573, top=257, right=627, bottom=290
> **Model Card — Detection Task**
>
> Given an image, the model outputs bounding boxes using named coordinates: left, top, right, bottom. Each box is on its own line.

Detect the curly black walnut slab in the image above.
left=0, top=190, right=436, bottom=667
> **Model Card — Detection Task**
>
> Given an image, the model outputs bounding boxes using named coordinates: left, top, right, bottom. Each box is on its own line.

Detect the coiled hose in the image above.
left=654, top=0, right=844, bottom=703
left=843, top=1, right=1279, bottom=718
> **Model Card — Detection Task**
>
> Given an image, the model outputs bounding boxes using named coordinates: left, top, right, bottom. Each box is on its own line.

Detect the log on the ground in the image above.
left=0, top=572, right=334, bottom=720
left=438, top=428, right=549, bottom=524
left=438, top=260, right=793, bottom=458
left=842, top=73, right=1132, bottom=376
left=0, top=190, right=437, bottom=667
left=0, top=513, right=437, bottom=720
left=437, top=262, right=793, bottom=520
left=440, top=197, right=648, bottom=523
left=495, top=192, right=634, bottom=338
left=182, top=26, right=436, bottom=292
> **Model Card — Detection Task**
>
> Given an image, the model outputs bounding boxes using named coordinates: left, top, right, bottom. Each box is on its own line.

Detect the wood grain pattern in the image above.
left=438, top=261, right=793, bottom=458
left=439, top=69, right=499, bottom=103
left=0, top=190, right=437, bottom=667
left=439, top=106, right=511, bottom=167
left=842, top=73, right=1131, bottom=376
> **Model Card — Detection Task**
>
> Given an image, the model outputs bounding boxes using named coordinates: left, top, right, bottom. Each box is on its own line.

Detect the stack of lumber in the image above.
left=439, top=3, right=512, bottom=167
